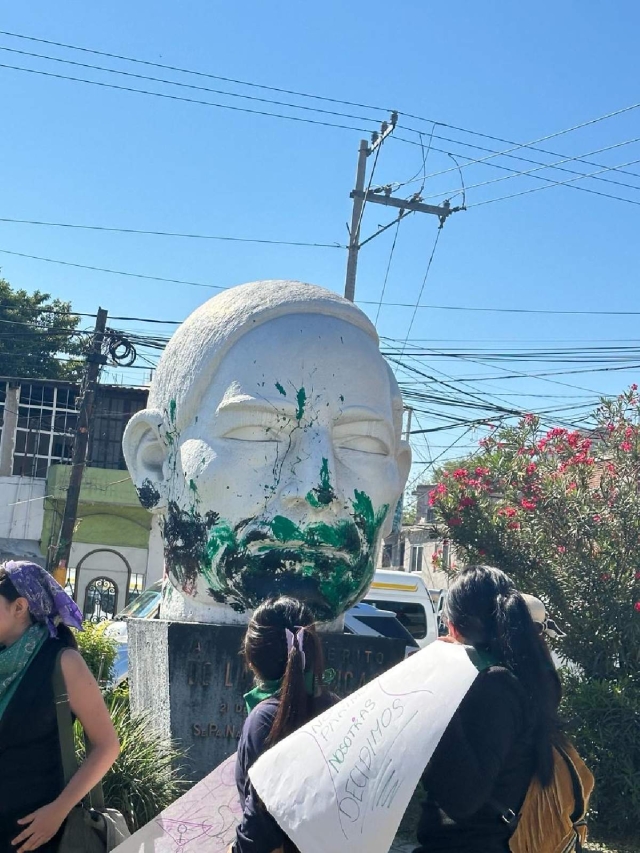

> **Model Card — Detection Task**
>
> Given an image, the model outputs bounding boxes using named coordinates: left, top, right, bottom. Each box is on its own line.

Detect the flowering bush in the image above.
left=430, top=387, right=640, bottom=682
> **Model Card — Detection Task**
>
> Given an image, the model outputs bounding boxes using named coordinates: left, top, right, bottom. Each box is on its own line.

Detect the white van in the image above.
left=363, top=569, right=438, bottom=648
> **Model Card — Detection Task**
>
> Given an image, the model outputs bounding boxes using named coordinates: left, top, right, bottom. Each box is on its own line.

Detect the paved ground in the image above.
left=389, top=841, right=414, bottom=852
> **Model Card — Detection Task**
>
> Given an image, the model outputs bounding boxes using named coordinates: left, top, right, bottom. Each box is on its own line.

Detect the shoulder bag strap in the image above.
left=53, top=649, right=106, bottom=811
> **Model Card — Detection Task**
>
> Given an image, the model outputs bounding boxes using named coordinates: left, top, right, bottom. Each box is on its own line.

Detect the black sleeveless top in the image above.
left=0, top=638, right=67, bottom=852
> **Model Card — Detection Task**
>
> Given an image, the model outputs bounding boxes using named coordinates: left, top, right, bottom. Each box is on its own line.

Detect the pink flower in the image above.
left=635, top=602, right=640, bottom=613
left=635, top=572, right=640, bottom=581
left=526, top=463, right=537, bottom=476
left=475, top=466, right=489, bottom=476
left=606, top=423, right=615, bottom=433
left=601, top=573, right=611, bottom=582
left=459, top=497, right=475, bottom=509
left=452, top=469, right=468, bottom=481
left=620, top=441, right=633, bottom=452
left=524, top=413, right=535, bottom=424
left=547, top=427, right=567, bottom=440
left=478, top=549, right=486, bottom=556
left=632, top=383, right=638, bottom=391
left=498, top=507, right=518, bottom=518
left=567, top=432, right=580, bottom=448
left=521, top=498, right=537, bottom=511
left=508, top=522, right=520, bottom=530
left=449, top=517, right=462, bottom=526
left=593, top=514, right=602, bottom=523
left=557, top=546, right=566, bottom=553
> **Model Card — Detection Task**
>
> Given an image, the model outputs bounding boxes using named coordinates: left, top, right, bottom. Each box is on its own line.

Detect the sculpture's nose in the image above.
left=278, top=427, right=339, bottom=510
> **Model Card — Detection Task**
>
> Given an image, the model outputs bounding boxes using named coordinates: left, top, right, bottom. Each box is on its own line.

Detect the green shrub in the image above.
left=75, top=685, right=188, bottom=832
left=563, top=675, right=640, bottom=836
left=75, top=622, right=117, bottom=685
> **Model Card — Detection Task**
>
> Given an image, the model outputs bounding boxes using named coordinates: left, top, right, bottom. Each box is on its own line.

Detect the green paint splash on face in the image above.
left=164, top=477, right=390, bottom=620
left=296, top=387, right=307, bottom=422
left=306, top=458, right=337, bottom=508
left=271, top=515, right=302, bottom=542
left=275, top=382, right=287, bottom=397
left=169, top=399, right=177, bottom=423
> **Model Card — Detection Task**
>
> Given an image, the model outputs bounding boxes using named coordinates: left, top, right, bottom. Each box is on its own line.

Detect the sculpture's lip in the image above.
left=245, top=540, right=355, bottom=561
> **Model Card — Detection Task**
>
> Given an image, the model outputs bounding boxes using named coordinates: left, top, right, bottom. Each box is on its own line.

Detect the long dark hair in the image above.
left=445, top=565, right=563, bottom=785
left=243, top=596, right=325, bottom=746
left=0, top=567, right=78, bottom=649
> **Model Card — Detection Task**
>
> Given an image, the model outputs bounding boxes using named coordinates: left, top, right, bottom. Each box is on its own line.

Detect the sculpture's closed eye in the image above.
left=222, top=423, right=285, bottom=442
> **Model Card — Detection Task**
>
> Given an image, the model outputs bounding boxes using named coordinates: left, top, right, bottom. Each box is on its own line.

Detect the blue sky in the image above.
left=1, top=2, right=639, bottom=485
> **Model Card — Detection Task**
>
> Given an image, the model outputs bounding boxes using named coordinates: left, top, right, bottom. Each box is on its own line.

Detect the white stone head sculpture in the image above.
left=123, top=281, right=411, bottom=623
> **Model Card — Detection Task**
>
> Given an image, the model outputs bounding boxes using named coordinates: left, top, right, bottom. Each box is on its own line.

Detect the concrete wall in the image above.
left=0, top=476, right=46, bottom=558
left=42, top=465, right=152, bottom=553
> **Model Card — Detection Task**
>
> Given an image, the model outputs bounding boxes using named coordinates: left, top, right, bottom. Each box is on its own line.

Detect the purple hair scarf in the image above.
left=2, top=561, right=83, bottom=637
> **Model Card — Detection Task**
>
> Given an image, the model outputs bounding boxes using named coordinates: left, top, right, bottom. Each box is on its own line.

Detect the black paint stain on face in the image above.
left=137, top=478, right=161, bottom=510
left=163, top=501, right=220, bottom=590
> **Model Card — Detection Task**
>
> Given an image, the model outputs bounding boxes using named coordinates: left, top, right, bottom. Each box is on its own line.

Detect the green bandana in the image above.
left=243, top=671, right=316, bottom=714
left=0, top=623, right=47, bottom=720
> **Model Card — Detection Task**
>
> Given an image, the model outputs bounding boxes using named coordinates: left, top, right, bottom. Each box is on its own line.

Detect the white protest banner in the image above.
left=113, top=753, right=241, bottom=853
left=250, top=641, right=478, bottom=853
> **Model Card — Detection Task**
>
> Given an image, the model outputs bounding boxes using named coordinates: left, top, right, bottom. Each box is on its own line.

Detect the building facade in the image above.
left=377, top=484, right=455, bottom=590
left=0, top=377, right=162, bottom=620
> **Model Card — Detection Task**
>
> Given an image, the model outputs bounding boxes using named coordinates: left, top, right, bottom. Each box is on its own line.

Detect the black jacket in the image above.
left=416, top=666, right=535, bottom=853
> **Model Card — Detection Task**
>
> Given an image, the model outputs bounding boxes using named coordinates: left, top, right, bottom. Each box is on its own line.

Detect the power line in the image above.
left=0, top=248, right=226, bottom=290
left=359, top=301, right=640, bottom=316
left=0, top=44, right=388, bottom=127
left=410, top=140, right=640, bottom=209
left=0, top=216, right=343, bottom=247
left=393, top=100, right=640, bottom=185
left=399, top=226, right=444, bottom=357
left=0, top=29, right=402, bottom=118
left=407, top=119, right=640, bottom=182
left=467, top=154, right=640, bottom=208
left=426, top=131, right=640, bottom=194
left=7, top=28, right=640, bottom=186
left=421, top=136, right=640, bottom=202
left=374, top=218, right=402, bottom=326
left=6, top=27, right=640, bottom=196
left=0, top=61, right=379, bottom=135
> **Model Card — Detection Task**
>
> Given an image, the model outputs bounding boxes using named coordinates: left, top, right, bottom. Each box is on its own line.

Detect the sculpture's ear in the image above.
left=123, top=409, right=169, bottom=511
left=381, top=440, right=413, bottom=537
left=397, top=439, right=412, bottom=486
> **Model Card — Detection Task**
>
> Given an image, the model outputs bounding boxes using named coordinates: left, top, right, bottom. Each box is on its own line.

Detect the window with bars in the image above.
left=410, top=545, right=424, bottom=573
left=88, top=391, right=147, bottom=470
left=12, top=383, right=78, bottom=479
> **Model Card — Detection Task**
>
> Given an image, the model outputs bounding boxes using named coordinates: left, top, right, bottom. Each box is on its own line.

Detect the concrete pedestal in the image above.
left=129, top=618, right=406, bottom=781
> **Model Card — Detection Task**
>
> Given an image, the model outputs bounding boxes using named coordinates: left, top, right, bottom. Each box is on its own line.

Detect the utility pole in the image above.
left=52, top=308, right=108, bottom=586
left=344, top=139, right=370, bottom=303
left=404, top=406, right=413, bottom=444
left=343, top=112, right=460, bottom=302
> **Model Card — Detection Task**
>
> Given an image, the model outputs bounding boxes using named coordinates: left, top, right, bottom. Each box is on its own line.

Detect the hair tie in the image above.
left=285, top=627, right=306, bottom=670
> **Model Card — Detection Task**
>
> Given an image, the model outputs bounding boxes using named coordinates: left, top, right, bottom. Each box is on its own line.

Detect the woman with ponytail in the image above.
left=414, top=565, right=564, bottom=853
left=232, top=597, right=337, bottom=853
left=0, top=562, right=119, bottom=852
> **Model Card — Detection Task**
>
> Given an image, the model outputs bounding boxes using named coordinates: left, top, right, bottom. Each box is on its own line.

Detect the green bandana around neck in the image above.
left=243, top=671, right=316, bottom=714
left=0, top=623, right=47, bottom=720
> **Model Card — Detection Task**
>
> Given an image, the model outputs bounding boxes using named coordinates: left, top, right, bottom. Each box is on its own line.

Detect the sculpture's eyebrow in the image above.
left=216, top=395, right=299, bottom=418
